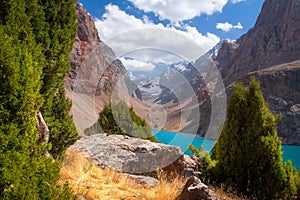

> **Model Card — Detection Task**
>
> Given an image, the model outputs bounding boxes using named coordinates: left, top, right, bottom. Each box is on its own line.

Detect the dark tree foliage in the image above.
left=0, top=0, right=77, bottom=198
left=211, top=78, right=298, bottom=199
left=85, top=102, right=157, bottom=142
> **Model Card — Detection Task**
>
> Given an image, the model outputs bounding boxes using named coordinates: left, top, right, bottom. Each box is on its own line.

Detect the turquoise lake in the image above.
left=153, top=130, right=300, bottom=169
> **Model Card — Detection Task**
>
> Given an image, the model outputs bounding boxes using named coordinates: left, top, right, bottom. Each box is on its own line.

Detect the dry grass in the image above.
left=59, top=151, right=186, bottom=200
left=212, top=186, right=250, bottom=200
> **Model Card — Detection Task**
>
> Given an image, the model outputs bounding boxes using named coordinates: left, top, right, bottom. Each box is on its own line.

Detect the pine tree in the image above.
left=212, top=77, right=294, bottom=199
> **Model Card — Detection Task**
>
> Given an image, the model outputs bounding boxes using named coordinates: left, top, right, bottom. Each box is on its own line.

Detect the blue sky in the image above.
left=79, top=0, right=264, bottom=76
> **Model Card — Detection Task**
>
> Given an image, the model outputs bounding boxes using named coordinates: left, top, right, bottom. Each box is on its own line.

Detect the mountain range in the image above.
left=66, top=0, right=300, bottom=144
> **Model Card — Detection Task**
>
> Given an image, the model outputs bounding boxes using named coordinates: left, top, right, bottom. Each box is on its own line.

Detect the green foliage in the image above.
left=85, top=102, right=157, bottom=142
left=0, top=0, right=77, bottom=198
left=282, top=161, right=298, bottom=197
left=211, top=77, right=297, bottom=199
left=36, top=0, right=78, bottom=158
left=188, top=145, right=216, bottom=178
left=297, top=171, right=300, bottom=197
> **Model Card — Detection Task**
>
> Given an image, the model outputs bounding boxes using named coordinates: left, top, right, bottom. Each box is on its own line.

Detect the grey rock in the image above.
left=176, top=176, right=219, bottom=200
left=125, top=174, right=159, bottom=187
left=69, top=134, right=183, bottom=174
left=181, top=168, right=195, bottom=178
left=181, top=155, right=201, bottom=178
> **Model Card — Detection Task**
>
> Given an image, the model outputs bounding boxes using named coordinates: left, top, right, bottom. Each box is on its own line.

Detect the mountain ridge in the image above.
left=65, top=2, right=143, bottom=133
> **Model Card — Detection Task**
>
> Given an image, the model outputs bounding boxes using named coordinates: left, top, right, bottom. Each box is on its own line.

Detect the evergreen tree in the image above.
left=85, top=102, right=156, bottom=142
left=36, top=0, right=78, bottom=158
left=212, top=78, right=294, bottom=199
left=0, top=0, right=78, bottom=158
left=0, top=0, right=77, bottom=198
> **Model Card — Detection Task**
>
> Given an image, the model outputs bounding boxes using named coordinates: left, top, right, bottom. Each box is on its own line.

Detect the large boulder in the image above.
left=69, top=134, right=184, bottom=174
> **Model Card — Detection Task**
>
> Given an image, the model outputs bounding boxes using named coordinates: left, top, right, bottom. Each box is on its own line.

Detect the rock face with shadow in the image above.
left=231, top=61, right=300, bottom=144
left=216, top=0, right=300, bottom=86
left=64, top=3, right=142, bottom=132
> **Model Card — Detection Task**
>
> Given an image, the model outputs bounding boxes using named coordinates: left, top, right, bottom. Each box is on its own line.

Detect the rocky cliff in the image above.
left=65, top=3, right=142, bottom=132
left=216, top=0, right=300, bottom=85
left=234, top=61, right=300, bottom=144
left=212, top=0, right=300, bottom=144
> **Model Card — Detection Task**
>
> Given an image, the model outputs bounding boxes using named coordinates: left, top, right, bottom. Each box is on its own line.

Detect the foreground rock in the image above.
left=70, top=134, right=218, bottom=199
left=69, top=134, right=184, bottom=174
left=176, top=176, right=219, bottom=200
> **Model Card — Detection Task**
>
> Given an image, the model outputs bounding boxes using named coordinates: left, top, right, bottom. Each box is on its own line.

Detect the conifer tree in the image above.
left=0, top=0, right=77, bottom=198
left=36, top=0, right=78, bottom=158
left=212, top=77, right=294, bottom=199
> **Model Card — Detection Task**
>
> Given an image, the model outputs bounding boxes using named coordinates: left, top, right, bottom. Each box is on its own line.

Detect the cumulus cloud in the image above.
left=128, top=0, right=228, bottom=22
left=120, top=57, right=155, bottom=72
left=216, top=22, right=243, bottom=32
left=95, top=4, right=220, bottom=63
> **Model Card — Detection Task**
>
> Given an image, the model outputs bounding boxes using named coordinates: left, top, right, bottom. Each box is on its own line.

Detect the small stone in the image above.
left=134, top=193, right=141, bottom=197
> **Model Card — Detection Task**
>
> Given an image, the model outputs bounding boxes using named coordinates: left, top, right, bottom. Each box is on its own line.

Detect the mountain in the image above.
left=65, top=3, right=142, bottom=133
left=67, top=1, right=300, bottom=144
left=195, top=0, right=300, bottom=144
left=133, top=77, right=162, bottom=100
left=155, top=0, right=300, bottom=144
left=216, top=0, right=300, bottom=86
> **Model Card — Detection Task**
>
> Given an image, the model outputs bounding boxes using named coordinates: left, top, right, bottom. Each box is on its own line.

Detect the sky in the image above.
left=79, top=0, right=264, bottom=78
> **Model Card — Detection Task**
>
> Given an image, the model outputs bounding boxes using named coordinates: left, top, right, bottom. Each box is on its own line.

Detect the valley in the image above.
left=2, top=0, right=300, bottom=199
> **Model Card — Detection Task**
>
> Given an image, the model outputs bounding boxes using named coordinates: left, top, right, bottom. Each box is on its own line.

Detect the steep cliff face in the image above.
left=65, top=3, right=141, bottom=132
left=216, top=0, right=300, bottom=85
left=211, top=0, right=300, bottom=144
left=233, top=61, right=300, bottom=144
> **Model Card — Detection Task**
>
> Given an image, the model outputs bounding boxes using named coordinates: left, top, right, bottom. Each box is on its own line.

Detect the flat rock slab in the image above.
left=69, top=134, right=183, bottom=174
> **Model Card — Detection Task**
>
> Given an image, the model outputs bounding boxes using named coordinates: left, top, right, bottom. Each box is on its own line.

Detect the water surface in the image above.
left=153, top=130, right=300, bottom=169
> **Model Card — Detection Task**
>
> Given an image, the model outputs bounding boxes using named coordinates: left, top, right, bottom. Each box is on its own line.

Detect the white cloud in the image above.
left=231, top=0, right=245, bottom=3
left=216, top=22, right=243, bottom=32
left=120, top=57, right=155, bottom=72
left=128, top=0, right=228, bottom=22
left=95, top=4, right=220, bottom=63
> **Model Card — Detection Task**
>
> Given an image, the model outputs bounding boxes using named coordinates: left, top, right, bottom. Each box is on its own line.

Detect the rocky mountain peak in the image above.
left=217, top=0, right=300, bottom=85
left=75, top=3, right=100, bottom=47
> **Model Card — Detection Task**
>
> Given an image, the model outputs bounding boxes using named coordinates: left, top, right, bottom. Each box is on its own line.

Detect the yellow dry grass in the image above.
left=212, top=186, right=249, bottom=200
left=59, top=151, right=186, bottom=200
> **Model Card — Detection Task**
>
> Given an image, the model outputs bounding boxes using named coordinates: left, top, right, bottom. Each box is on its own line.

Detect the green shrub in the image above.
left=85, top=102, right=156, bottom=142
